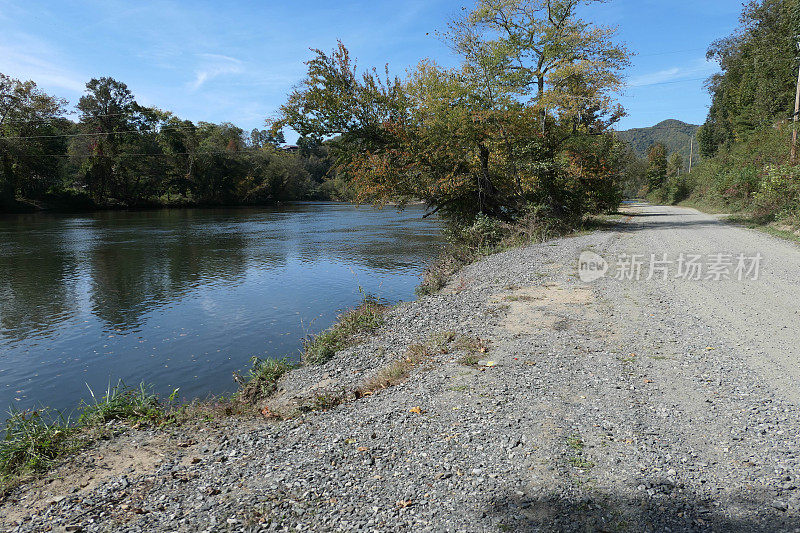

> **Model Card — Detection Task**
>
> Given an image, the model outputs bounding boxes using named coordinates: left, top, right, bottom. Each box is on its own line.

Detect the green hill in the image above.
left=617, top=119, right=700, bottom=165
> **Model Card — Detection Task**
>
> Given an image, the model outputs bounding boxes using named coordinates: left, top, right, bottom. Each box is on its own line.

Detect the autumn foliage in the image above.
left=271, top=0, right=631, bottom=227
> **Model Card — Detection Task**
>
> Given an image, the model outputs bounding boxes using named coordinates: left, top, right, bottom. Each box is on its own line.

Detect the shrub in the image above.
left=753, top=164, right=800, bottom=222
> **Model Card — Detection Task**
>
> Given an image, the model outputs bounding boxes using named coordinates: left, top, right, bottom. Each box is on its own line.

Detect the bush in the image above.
left=753, top=164, right=800, bottom=222
left=677, top=125, right=791, bottom=213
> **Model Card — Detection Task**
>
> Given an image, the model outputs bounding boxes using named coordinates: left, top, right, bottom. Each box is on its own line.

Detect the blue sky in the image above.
left=0, top=0, right=744, bottom=137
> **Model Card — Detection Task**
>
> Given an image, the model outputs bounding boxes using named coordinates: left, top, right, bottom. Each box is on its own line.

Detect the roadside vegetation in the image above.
left=303, top=295, right=388, bottom=365
left=630, top=0, right=800, bottom=235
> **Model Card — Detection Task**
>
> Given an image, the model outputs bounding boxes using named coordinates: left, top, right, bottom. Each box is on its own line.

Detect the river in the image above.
left=0, top=203, right=444, bottom=416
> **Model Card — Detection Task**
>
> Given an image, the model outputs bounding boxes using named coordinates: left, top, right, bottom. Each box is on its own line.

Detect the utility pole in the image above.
left=688, top=136, right=694, bottom=173
left=792, top=36, right=800, bottom=164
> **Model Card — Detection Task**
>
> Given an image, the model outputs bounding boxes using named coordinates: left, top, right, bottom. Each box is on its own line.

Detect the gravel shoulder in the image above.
left=3, top=203, right=800, bottom=532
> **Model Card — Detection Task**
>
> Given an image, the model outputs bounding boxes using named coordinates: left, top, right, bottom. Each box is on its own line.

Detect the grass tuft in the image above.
left=1, top=382, right=187, bottom=494
left=235, top=357, right=296, bottom=404
left=79, top=381, right=175, bottom=427
left=0, top=409, right=78, bottom=482
left=303, top=295, right=388, bottom=365
left=454, top=335, right=490, bottom=366
left=358, top=332, right=455, bottom=396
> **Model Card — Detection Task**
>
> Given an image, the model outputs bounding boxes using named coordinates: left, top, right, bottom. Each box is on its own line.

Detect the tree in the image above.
left=75, top=77, right=146, bottom=201
left=0, top=73, right=68, bottom=206
left=272, top=0, right=630, bottom=225
left=667, top=152, right=684, bottom=177
left=700, top=0, right=797, bottom=156
left=450, top=0, right=630, bottom=135
left=646, top=142, right=668, bottom=190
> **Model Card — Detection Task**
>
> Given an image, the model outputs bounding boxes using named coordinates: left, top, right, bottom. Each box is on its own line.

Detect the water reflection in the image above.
left=0, top=203, right=443, bottom=413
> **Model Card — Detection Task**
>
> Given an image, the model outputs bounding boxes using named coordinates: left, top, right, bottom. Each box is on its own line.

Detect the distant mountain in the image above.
left=617, top=119, right=700, bottom=165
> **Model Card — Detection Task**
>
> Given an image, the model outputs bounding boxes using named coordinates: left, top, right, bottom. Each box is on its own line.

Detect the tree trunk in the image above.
left=477, top=142, right=500, bottom=217
left=538, top=77, right=546, bottom=135
left=1, top=151, right=15, bottom=205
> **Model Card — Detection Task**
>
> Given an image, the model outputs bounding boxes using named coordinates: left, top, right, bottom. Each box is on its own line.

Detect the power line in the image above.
left=0, top=122, right=232, bottom=141
left=626, top=77, right=710, bottom=89
left=12, top=149, right=280, bottom=159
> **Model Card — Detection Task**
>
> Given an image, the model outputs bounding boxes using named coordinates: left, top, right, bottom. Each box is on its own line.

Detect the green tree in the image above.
left=0, top=73, right=68, bottom=206
left=646, top=142, right=668, bottom=191
left=75, top=77, right=145, bottom=201
left=667, top=152, right=684, bottom=177
left=700, top=0, right=797, bottom=156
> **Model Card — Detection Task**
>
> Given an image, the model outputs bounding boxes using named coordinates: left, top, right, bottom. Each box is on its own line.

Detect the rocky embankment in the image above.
left=3, top=205, right=800, bottom=532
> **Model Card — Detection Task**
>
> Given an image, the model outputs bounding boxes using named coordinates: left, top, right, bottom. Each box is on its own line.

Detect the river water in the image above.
left=0, top=203, right=443, bottom=415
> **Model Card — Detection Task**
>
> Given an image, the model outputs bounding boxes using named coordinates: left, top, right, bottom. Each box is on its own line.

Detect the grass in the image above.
left=0, top=381, right=218, bottom=495
left=503, top=295, right=538, bottom=302
left=416, top=249, right=476, bottom=295
left=568, top=457, right=595, bottom=469
left=301, top=392, right=345, bottom=412
left=566, top=435, right=585, bottom=452
left=234, top=357, right=296, bottom=404
left=0, top=409, right=78, bottom=484
left=453, top=334, right=489, bottom=367
left=356, top=332, right=446, bottom=397
left=565, top=434, right=594, bottom=470
left=303, top=295, right=388, bottom=365
left=722, top=214, right=800, bottom=245
left=79, top=381, right=176, bottom=427
left=680, top=200, right=800, bottom=247
left=358, top=332, right=456, bottom=396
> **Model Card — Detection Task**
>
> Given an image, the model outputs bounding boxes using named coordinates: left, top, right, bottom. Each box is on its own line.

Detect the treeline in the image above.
left=271, top=0, right=631, bottom=242
left=0, top=75, right=341, bottom=211
left=650, top=0, right=800, bottom=221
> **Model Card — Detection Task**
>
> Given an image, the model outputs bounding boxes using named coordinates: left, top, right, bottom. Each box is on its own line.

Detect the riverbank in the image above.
left=0, top=192, right=330, bottom=214
left=4, top=205, right=800, bottom=531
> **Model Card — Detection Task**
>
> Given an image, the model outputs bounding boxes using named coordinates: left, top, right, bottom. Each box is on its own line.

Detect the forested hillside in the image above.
left=617, top=119, right=699, bottom=164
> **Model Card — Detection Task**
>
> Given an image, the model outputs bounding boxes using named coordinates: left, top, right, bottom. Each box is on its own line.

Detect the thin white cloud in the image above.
left=0, top=44, right=85, bottom=93
left=189, top=53, right=243, bottom=91
left=628, top=57, right=718, bottom=88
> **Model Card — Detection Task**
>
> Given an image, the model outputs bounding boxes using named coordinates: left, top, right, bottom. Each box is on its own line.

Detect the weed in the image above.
left=568, top=457, right=595, bottom=469
left=458, top=354, right=482, bottom=367
left=304, top=295, right=388, bottom=365
left=358, top=332, right=454, bottom=396
left=503, top=295, right=538, bottom=302
left=302, top=392, right=344, bottom=412
left=448, top=385, right=469, bottom=392
left=417, top=250, right=475, bottom=295
left=454, top=335, right=489, bottom=367
left=566, top=435, right=584, bottom=452
left=0, top=409, right=78, bottom=481
left=235, top=357, right=295, bottom=404
left=358, top=342, right=432, bottom=395
left=79, top=381, right=174, bottom=427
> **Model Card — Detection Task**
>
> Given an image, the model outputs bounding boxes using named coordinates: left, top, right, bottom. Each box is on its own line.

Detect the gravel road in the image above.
left=3, top=203, right=800, bottom=532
